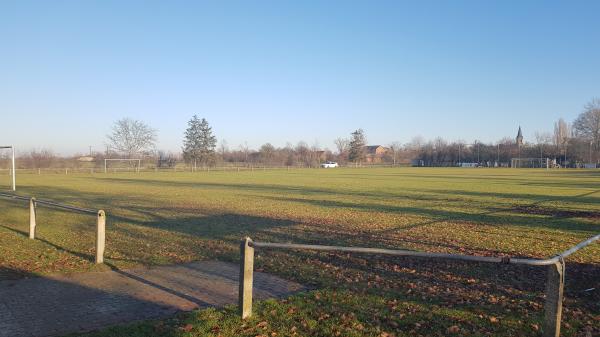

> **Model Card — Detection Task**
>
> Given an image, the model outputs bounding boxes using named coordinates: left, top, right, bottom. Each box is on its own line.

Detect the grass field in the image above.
left=0, top=168, right=598, bottom=336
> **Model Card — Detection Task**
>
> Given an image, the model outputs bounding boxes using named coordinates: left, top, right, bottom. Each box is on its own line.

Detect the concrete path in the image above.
left=0, top=261, right=304, bottom=337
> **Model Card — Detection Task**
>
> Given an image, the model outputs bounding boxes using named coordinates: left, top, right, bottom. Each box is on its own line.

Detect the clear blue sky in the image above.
left=1, top=1, right=599, bottom=155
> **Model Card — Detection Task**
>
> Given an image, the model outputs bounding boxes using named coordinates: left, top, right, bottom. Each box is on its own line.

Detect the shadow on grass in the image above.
left=0, top=266, right=187, bottom=337
left=424, top=188, right=600, bottom=206
left=258, top=195, right=599, bottom=233
left=2, top=177, right=599, bottom=336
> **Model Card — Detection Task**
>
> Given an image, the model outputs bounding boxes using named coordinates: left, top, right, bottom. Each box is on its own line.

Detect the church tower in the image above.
left=516, top=126, right=523, bottom=146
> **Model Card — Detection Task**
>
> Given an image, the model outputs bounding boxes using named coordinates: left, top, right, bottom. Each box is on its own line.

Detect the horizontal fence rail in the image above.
left=0, top=192, right=106, bottom=263
left=240, top=234, right=599, bottom=337
left=249, top=235, right=600, bottom=266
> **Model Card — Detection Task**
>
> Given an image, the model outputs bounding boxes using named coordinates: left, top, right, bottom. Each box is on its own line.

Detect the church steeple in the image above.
left=516, top=126, right=523, bottom=146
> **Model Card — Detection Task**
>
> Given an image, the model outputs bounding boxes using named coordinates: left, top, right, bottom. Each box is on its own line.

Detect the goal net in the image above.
left=0, top=146, right=16, bottom=191
left=104, top=159, right=142, bottom=173
left=511, top=157, right=550, bottom=169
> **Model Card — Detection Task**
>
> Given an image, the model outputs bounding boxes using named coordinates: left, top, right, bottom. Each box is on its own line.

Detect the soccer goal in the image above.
left=511, top=157, right=550, bottom=169
left=104, top=158, right=142, bottom=173
left=0, top=146, right=16, bottom=191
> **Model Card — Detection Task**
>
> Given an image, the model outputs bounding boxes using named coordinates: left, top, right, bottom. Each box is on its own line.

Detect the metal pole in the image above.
left=95, top=210, right=106, bottom=264
left=104, top=159, right=107, bottom=174
left=29, top=197, right=36, bottom=239
left=543, top=259, right=565, bottom=337
left=11, top=146, right=16, bottom=191
left=239, top=237, right=254, bottom=319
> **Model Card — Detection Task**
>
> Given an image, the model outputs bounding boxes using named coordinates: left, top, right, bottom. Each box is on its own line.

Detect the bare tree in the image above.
left=334, top=138, right=349, bottom=155
left=239, top=142, right=250, bottom=164
left=388, top=141, right=402, bottom=166
left=407, top=136, right=424, bottom=152
left=259, top=143, right=276, bottom=164
left=553, top=118, right=571, bottom=163
left=535, top=131, right=552, bottom=164
left=295, top=141, right=311, bottom=166
left=553, top=118, right=570, bottom=147
left=28, top=149, right=56, bottom=168
left=573, top=98, right=600, bottom=150
left=106, top=118, right=157, bottom=157
left=157, top=150, right=177, bottom=168
left=219, top=139, right=229, bottom=161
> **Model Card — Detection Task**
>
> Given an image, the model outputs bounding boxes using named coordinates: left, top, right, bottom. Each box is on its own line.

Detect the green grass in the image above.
left=1, top=168, right=598, bottom=336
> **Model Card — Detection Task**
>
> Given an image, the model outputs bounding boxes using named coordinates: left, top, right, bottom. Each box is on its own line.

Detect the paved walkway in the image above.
left=0, top=261, right=304, bottom=337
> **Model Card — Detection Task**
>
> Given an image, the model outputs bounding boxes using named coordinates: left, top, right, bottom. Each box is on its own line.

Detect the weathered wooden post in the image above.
left=29, top=198, right=36, bottom=239
left=95, top=210, right=106, bottom=264
left=239, top=237, right=254, bottom=319
left=543, top=259, right=565, bottom=337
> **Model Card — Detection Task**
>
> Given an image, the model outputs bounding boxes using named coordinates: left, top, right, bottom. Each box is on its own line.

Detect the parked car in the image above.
left=321, top=161, right=339, bottom=168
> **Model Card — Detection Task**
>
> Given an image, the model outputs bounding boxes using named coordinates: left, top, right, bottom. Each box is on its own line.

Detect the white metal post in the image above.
left=11, top=146, right=16, bottom=191
left=29, top=197, right=36, bottom=239
left=96, top=210, right=106, bottom=264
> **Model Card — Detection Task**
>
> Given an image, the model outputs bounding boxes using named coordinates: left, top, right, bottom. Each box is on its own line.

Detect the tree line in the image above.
left=2, top=98, right=599, bottom=169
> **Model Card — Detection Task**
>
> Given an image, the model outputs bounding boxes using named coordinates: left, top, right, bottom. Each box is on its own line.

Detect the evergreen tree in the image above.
left=348, top=129, right=367, bottom=163
left=182, top=116, right=217, bottom=166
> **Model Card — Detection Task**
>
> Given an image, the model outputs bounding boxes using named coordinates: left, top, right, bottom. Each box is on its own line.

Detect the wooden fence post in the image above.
left=543, top=259, right=565, bottom=337
left=239, top=237, right=254, bottom=319
left=95, top=210, right=106, bottom=264
left=29, top=198, right=36, bottom=239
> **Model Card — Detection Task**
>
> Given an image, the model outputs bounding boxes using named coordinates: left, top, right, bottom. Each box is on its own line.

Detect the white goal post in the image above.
left=0, top=146, right=16, bottom=191
left=511, top=157, right=550, bottom=169
left=104, top=158, right=142, bottom=173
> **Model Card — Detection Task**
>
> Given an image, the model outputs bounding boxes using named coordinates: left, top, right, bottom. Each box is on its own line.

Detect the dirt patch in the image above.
left=511, top=204, right=600, bottom=219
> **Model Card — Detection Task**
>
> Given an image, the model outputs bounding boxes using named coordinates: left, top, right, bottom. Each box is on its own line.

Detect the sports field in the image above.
left=0, top=168, right=598, bottom=336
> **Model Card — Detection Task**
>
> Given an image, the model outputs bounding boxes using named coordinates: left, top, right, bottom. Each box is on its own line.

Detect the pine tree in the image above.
left=182, top=116, right=217, bottom=166
left=348, top=129, right=367, bottom=163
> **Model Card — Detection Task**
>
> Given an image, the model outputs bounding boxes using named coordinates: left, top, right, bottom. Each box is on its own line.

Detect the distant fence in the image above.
left=1, top=164, right=598, bottom=176
left=238, top=235, right=600, bottom=337
left=0, top=164, right=412, bottom=175
left=0, top=193, right=106, bottom=264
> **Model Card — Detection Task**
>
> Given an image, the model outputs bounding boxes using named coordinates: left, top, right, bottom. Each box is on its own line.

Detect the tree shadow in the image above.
left=424, top=188, right=600, bottom=206
left=259, top=195, right=599, bottom=234
left=0, top=258, right=305, bottom=337
left=0, top=266, right=190, bottom=337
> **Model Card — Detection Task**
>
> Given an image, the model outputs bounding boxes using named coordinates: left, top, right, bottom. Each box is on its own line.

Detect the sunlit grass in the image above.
left=1, top=167, right=598, bottom=336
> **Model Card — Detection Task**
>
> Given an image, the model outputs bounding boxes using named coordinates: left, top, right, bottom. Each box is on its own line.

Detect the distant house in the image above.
left=364, top=145, right=388, bottom=163
left=314, top=150, right=327, bottom=162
